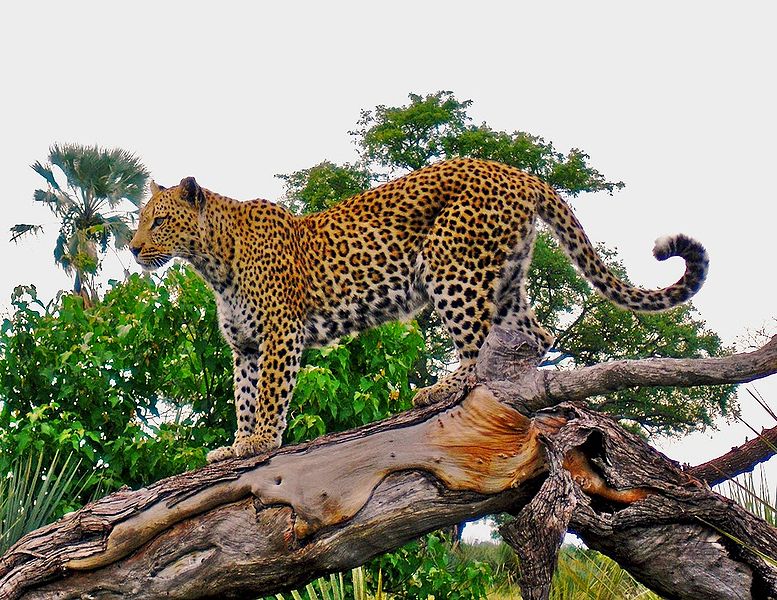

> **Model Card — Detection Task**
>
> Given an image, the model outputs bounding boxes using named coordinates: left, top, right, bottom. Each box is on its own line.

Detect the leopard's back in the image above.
left=297, top=159, right=539, bottom=345
left=298, top=156, right=707, bottom=365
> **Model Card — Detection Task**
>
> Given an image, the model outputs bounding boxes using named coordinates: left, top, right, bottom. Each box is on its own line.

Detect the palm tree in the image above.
left=11, top=144, right=149, bottom=303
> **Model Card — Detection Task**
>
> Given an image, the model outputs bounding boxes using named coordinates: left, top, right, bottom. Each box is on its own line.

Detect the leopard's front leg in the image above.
left=207, top=327, right=303, bottom=463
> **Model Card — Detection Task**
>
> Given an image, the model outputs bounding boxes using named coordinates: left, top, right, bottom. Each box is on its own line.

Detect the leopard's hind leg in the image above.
left=413, top=225, right=553, bottom=407
left=490, top=235, right=555, bottom=356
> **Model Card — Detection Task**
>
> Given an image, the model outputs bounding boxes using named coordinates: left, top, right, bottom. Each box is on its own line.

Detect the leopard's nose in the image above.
left=129, top=245, right=141, bottom=258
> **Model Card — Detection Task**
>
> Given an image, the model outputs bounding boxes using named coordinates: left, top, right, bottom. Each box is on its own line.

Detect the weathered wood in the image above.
left=0, top=388, right=546, bottom=599
left=500, top=427, right=576, bottom=600
left=2, top=330, right=777, bottom=600
left=541, top=334, right=777, bottom=403
left=690, top=422, right=777, bottom=486
left=476, top=333, right=777, bottom=417
left=524, top=403, right=777, bottom=599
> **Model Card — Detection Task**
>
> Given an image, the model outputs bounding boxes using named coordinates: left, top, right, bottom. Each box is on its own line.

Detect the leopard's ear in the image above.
left=179, top=177, right=205, bottom=209
left=150, top=181, right=165, bottom=195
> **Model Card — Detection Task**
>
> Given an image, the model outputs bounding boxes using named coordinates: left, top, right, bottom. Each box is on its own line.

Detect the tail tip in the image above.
left=652, top=235, right=676, bottom=261
left=652, top=233, right=707, bottom=263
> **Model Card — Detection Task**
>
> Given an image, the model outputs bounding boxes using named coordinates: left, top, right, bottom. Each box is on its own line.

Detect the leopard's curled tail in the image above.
left=536, top=183, right=709, bottom=311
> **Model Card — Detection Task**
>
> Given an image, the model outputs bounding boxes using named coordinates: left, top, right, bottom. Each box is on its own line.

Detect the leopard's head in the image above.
left=129, top=178, right=205, bottom=270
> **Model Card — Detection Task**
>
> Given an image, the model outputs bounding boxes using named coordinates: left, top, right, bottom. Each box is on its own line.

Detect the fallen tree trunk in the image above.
left=2, top=330, right=777, bottom=600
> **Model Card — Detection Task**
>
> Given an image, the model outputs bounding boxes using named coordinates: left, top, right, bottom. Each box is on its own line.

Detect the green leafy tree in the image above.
left=276, top=161, right=372, bottom=214
left=11, top=144, right=149, bottom=301
left=352, top=90, right=624, bottom=196
left=0, top=269, right=230, bottom=494
left=443, top=126, right=624, bottom=196
left=351, top=91, right=472, bottom=172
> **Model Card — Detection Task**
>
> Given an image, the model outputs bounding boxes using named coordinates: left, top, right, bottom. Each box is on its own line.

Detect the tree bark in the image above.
left=2, top=330, right=776, bottom=600
left=509, top=403, right=777, bottom=600
left=690, top=423, right=777, bottom=486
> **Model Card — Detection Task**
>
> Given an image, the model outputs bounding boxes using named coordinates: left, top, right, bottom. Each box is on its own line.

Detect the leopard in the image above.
left=129, top=157, right=708, bottom=462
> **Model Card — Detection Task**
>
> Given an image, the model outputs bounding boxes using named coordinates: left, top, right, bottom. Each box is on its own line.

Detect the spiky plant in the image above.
left=271, top=567, right=391, bottom=600
left=0, top=450, right=86, bottom=555
left=551, top=547, right=662, bottom=599
left=11, top=143, right=149, bottom=300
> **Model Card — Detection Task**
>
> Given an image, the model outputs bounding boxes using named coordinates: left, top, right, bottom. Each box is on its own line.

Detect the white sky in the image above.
left=2, top=2, right=776, bottom=504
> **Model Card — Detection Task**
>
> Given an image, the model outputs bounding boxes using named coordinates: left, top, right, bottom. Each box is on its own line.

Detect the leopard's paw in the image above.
left=206, top=433, right=279, bottom=463
left=413, top=381, right=455, bottom=407
left=232, top=433, right=279, bottom=458
left=412, top=365, right=476, bottom=407
left=206, top=444, right=236, bottom=463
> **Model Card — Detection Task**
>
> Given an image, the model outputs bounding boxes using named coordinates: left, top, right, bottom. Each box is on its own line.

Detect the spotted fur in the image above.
left=129, top=158, right=708, bottom=461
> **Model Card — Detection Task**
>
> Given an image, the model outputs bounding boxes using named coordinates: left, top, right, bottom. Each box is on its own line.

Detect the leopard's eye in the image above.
left=151, top=216, right=167, bottom=229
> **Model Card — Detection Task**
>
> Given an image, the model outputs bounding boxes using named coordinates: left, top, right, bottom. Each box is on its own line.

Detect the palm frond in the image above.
left=100, top=216, right=135, bottom=249
left=53, top=232, right=73, bottom=274
left=30, top=160, right=61, bottom=191
left=105, top=148, right=150, bottom=207
left=48, top=143, right=82, bottom=192
left=24, top=144, right=149, bottom=292
left=9, top=224, right=44, bottom=243
left=32, top=188, right=58, bottom=204
left=47, top=143, right=149, bottom=209
left=33, top=188, right=77, bottom=218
